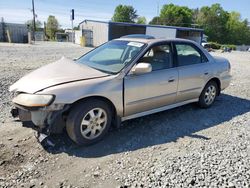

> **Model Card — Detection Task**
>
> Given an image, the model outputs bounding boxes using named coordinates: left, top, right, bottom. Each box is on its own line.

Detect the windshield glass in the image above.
left=76, top=40, right=145, bottom=74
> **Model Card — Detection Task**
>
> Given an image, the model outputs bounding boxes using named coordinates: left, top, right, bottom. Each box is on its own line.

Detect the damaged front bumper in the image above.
left=11, top=103, right=70, bottom=134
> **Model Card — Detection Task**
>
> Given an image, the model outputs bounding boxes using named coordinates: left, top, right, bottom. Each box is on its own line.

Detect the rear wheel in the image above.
left=198, top=81, right=218, bottom=108
left=66, top=99, right=112, bottom=145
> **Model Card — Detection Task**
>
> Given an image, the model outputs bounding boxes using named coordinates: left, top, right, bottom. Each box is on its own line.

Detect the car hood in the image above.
left=9, top=57, right=109, bottom=94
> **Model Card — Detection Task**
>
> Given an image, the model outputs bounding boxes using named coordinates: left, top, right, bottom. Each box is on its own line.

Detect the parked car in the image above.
left=10, top=37, right=232, bottom=145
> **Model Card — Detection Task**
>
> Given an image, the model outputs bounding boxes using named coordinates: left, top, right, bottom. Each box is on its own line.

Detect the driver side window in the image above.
left=139, top=44, right=172, bottom=71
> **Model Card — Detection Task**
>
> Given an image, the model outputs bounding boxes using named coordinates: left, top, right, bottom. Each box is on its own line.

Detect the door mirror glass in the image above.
left=131, top=63, right=152, bottom=75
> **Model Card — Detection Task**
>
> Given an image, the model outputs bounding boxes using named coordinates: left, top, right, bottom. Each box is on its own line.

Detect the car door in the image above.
left=124, top=43, right=178, bottom=116
left=174, top=42, right=212, bottom=102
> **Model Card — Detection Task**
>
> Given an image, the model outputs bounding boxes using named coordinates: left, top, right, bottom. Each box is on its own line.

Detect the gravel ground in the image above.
left=0, top=42, right=249, bottom=188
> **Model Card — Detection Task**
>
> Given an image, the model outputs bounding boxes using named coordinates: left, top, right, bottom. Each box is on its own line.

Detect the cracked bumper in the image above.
left=11, top=103, right=68, bottom=134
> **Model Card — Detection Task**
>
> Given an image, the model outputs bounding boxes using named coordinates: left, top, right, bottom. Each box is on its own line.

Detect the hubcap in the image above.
left=80, top=108, right=107, bottom=140
left=204, top=85, right=216, bottom=105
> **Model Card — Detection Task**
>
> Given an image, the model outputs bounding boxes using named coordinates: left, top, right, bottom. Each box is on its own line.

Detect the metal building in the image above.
left=78, top=19, right=204, bottom=47
left=0, top=22, right=28, bottom=43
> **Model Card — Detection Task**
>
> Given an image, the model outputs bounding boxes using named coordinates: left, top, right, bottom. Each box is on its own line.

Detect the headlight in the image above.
left=12, top=94, right=55, bottom=107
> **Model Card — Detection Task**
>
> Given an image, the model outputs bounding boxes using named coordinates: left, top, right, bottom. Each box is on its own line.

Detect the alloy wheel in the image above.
left=80, top=108, right=107, bottom=140
left=204, top=85, right=217, bottom=105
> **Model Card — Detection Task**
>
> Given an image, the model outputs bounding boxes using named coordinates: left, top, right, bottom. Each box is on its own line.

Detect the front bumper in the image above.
left=11, top=104, right=69, bottom=134
left=11, top=108, right=31, bottom=121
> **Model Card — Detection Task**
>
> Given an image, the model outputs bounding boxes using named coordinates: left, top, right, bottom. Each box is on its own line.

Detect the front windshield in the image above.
left=76, top=40, right=145, bottom=74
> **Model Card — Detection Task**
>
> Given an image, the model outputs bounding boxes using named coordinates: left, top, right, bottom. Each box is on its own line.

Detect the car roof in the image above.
left=115, top=37, right=197, bottom=45
left=120, top=34, right=155, bottom=39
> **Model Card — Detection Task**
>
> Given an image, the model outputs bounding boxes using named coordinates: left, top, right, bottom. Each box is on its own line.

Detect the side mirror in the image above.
left=131, top=63, right=152, bottom=75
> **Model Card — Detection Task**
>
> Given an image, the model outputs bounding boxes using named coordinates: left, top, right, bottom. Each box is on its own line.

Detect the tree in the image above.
left=149, top=16, right=162, bottom=25
left=192, top=8, right=199, bottom=24
left=73, top=26, right=80, bottom=30
left=159, top=4, right=193, bottom=27
left=195, top=4, right=250, bottom=44
left=136, top=16, right=147, bottom=24
left=150, top=3, right=250, bottom=45
left=112, top=5, right=138, bottom=23
left=226, top=12, right=250, bottom=44
left=46, top=15, right=59, bottom=40
left=25, top=20, right=42, bottom=31
left=196, top=4, right=229, bottom=43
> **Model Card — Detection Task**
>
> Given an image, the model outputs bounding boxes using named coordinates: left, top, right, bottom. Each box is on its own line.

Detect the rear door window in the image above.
left=175, top=44, right=207, bottom=66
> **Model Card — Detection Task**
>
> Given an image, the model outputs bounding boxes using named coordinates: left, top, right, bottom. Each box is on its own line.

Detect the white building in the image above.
left=77, top=20, right=204, bottom=47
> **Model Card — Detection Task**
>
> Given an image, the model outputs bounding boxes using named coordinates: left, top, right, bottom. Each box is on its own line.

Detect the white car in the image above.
left=10, top=36, right=232, bottom=145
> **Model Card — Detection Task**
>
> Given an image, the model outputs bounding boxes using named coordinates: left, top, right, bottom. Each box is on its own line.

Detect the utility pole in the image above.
left=44, top=21, right=46, bottom=40
left=157, top=2, right=160, bottom=25
left=71, top=18, right=74, bottom=43
left=32, top=0, right=36, bottom=41
left=71, top=9, right=74, bottom=43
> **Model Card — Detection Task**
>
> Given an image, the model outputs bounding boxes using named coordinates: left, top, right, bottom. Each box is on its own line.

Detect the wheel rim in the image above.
left=80, top=108, right=107, bottom=140
left=204, top=85, right=216, bottom=105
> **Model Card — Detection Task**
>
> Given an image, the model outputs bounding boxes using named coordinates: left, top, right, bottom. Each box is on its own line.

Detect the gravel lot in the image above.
left=0, top=42, right=249, bottom=188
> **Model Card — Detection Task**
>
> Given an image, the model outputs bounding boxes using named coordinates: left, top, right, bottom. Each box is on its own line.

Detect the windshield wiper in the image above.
left=76, top=60, right=115, bottom=75
left=90, top=67, right=115, bottom=75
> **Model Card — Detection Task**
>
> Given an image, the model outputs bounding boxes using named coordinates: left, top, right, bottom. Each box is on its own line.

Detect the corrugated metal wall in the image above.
left=146, top=27, right=176, bottom=39
left=176, top=30, right=202, bottom=44
left=109, top=24, right=146, bottom=40
left=34, top=31, right=45, bottom=41
left=79, top=20, right=203, bottom=46
left=74, top=30, right=82, bottom=45
left=80, top=21, right=109, bottom=47
left=0, top=23, right=28, bottom=43
left=0, top=23, right=4, bottom=41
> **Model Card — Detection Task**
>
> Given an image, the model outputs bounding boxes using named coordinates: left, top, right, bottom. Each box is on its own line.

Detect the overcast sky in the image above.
left=0, top=0, right=250, bottom=29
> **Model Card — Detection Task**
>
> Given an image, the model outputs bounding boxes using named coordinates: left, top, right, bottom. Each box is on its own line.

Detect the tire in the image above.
left=66, top=99, right=112, bottom=145
left=198, top=81, right=218, bottom=108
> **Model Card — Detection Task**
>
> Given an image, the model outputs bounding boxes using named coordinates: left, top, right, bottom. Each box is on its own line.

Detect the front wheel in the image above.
left=66, top=99, right=112, bottom=145
left=198, top=81, right=218, bottom=108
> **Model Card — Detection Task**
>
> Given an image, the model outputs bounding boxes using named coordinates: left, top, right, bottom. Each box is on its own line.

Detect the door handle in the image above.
left=204, top=70, right=209, bottom=75
left=159, top=77, right=175, bottom=85
left=168, top=78, right=175, bottom=82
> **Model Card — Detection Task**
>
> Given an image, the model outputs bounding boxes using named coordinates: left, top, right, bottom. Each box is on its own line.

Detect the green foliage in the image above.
left=25, top=20, right=42, bottom=31
left=208, top=42, right=222, bottom=49
left=112, top=3, right=250, bottom=45
left=73, top=26, right=80, bottom=30
left=149, top=16, right=162, bottom=25
left=196, top=4, right=250, bottom=45
left=226, top=12, right=250, bottom=45
left=112, top=5, right=138, bottom=23
left=208, top=42, right=236, bottom=50
left=136, top=16, right=147, bottom=24
left=197, top=4, right=229, bottom=44
left=159, top=4, right=193, bottom=27
left=149, top=3, right=250, bottom=45
left=46, top=15, right=59, bottom=40
left=221, top=44, right=237, bottom=50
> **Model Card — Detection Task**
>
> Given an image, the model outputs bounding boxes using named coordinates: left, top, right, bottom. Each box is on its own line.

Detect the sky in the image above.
left=0, top=0, right=250, bottom=29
